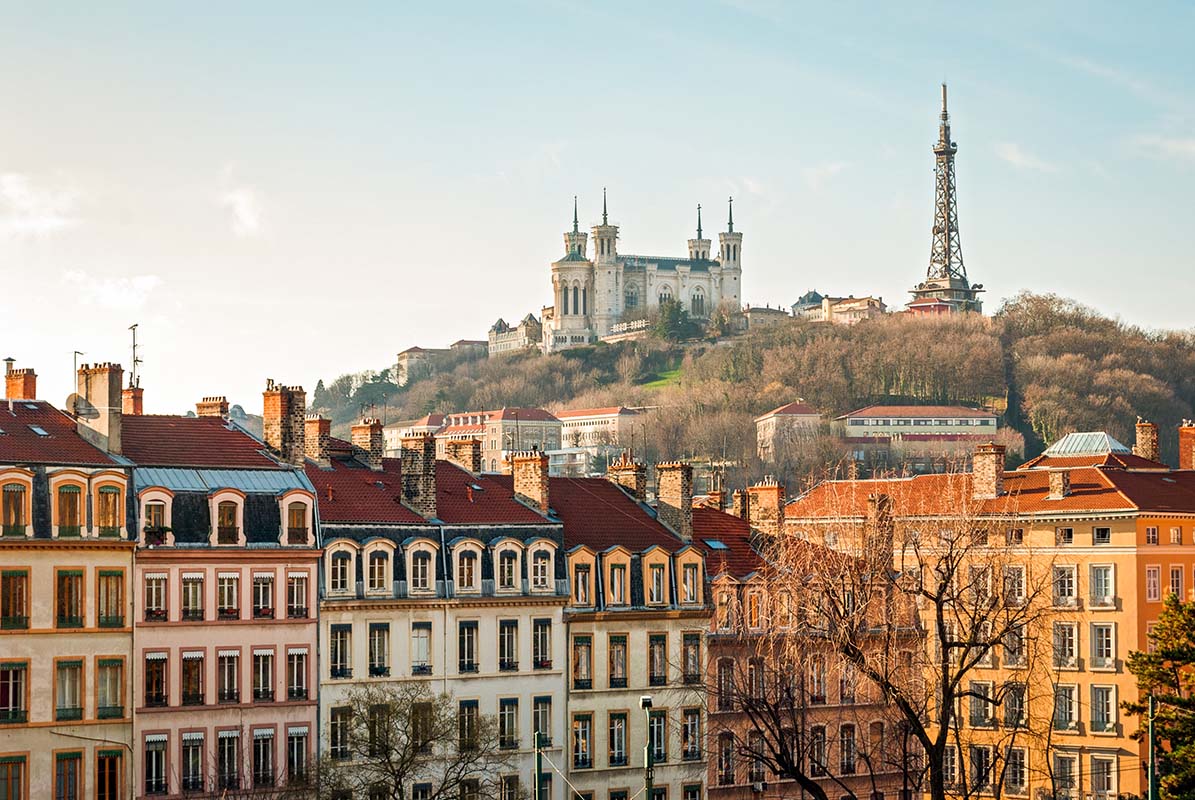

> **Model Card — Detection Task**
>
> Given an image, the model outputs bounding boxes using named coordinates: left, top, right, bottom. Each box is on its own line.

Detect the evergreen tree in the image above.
left=311, top=379, right=330, bottom=409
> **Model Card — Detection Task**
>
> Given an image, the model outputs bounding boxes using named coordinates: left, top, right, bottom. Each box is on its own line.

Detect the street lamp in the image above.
left=641, top=695, right=654, bottom=800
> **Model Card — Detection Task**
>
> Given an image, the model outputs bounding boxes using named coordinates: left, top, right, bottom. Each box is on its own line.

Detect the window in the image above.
left=215, top=731, right=241, bottom=789
left=530, top=619, right=551, bottom=669
left=182, top=734, right=205, bottom=792
left=287, top=573, right=308, bottom=618
left=369, top=623, right=390, bottom=677
left=573, top=564, right=591, bottom=605
left=253, top=731, right=274, bottom=788
left=1004, top=682, right=1026, bottom=727
left=809, top=654, right=826, bottom=704
left=1172, top=526, right=1183, bottom=545
left=649, top=634, right=667, bottom=686
left=839, top=662, right=856, bottom=703
left=143, top=500, right=167, bottom=544
left=1147, top=566, right=1161, bottom=602
left=681, top=563, right=700, bottom=604
left=533, top=696, right=552, bottom=746
left=97, top=659, right=123, bottom=718
left=1147, top=526, right=1159, bottom=545
left=682, top=634, right=701, bottom=684
left=218, top=652, right=240, bottom=702
left=412, top=622, right=432, bottom=674
left=330, top=553, right=351, bottom=593
left=56, top=659, right=82, bottom=720
left=1052, top=565, right=1076, bottom=606
left=217, top=574, right=240, bottom=620
left=1093, top=526, right=1111, bottom=545
left=1, top=483, right=27, bottom=536
left=1171, top=566, right=1184, bottom=597
left=330, top=625, right=352, bottom=678
left=1005, top=748, right=1027, bottom=794
left=253, top=575, right=274, bottom=618
left=498, top=698, right=518, bottom=748
left=1003, top=566, right=1025, bottom=606
left=410, top=551, right=431, bottom=592
left=57, top=485, right=82, bottom=536
left=458, top=621, right=478, bottom=673
left=457, top=550, right=477, bottom=590
left=458, top=700, right=479, bottom=751
left=330, top=707, right=351, bottom=759
left=943, top=746, right=958, bottom=786
left=145, top=654, right=167, bottom=706
left=969, top=745, right=993, bottom=792
left=1053, top=622, right=1077, bottom=667
left=649, top=710, right=667, bottom=763
left=287, top=649, right=308, bottom=700
left=1053, top=685, right=1077, bottom=729
left=572, top=714, right=593, bottom=768
left=746, top=592, right=761, bottom=628
left=718, top=733, right=736, bottom=784
left=182, top=652, right=204, bottom=704
left=1004, top=624, right=1026, bottom=666
left=287, top=728, right=308, bottom=781
left=1091, top=685, right=1115, bottom=732
left=56, top=570, right=83, bottom=628
left=608, top=712, right=627, bottom=766
left=969, top=682, right=994, bottom=726
left=1091, top=756, right=1116, bottom=798
left=1055, top=526, right=1074, bottom=545
left=572, top=635, right=592, bottom=689
left=809, top=726, right=826, bottom=776
left=609, top=563, right=626, bottom=605
left=532, top=550, right=551, bottom=589
left=498, top=550, right=518, bottom=590
left=55, top=751, right=82, bottom=800
left=253, top=651, right=274, bottom=701
left=97, top=752, right=121, bottom=800
left=1092, top=623, right=1115, bottom=669
left=286, top=501, right=308, bottom=544
left=145, top=736, right=167, bottom=794
left=717, top=659, right=734, bottom=711
left=649, top=564, right=665, bottom=604
left=0, top=660, right=27, bottom=722
left=749, top=731, right=766, bottom=782
left=682, top=709, right=701, bottom=760
left=1054, top=755, right=1077, bottom=799
left=144, top=574, right=167, bottom=621
left=182, top=574, right=204, bottom=620
left=1, top=570, right=29, bottom=629
left=1090, top=565, right=1114, bottom=607
left=608, top=634, right=627, bottom=688
left=490, top=620, right=515, bottom=672
left=97, top=486, right=121, bottom=536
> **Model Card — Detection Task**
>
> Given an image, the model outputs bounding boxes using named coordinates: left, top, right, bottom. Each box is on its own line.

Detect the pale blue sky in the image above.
left=1, top=2, right=1192, bottom=413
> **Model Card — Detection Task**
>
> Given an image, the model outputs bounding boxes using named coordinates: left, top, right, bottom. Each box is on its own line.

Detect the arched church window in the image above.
left=625, top=286, right=639, bottom=310
left=691, top=289, right=706, bottom=317
left=573, top=286, right=580, bottom=316
left=659, top=286, right=673, bottom=305
left=582, top=288, right=588, bottom=316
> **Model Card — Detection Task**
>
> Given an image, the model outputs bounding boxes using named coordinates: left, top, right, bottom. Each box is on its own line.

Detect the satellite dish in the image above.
left=66, top=393, right=99, bottom=420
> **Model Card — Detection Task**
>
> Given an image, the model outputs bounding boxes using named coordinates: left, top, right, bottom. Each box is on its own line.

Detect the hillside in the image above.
left=310, top=292, right=1195, bottom=483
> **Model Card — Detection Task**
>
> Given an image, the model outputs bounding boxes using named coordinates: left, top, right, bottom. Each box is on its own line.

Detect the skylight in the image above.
left=703, top=539, right=728, bottom=550
left=28, top=425, right=49, bottom=436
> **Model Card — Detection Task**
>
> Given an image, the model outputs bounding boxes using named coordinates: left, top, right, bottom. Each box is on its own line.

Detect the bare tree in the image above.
left=311, top=682, right=521, bottom=800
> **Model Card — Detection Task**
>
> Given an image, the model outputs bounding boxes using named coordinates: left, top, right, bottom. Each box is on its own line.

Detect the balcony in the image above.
left=0, top=615, right=28, bottom=630
left=1052, top=594, right=1078, bottom=609
left=1089, top=595, right=1116, bottom=609
left=98, top=526, right=120, bottom=539
left=609, top=677, right=627, bottom=689
left=217, top=608, right=240, bottom=621
left=287, top=605, right=308, bottom=619
left=181, top=776, right=204, bottom=792
left=719, top=771, right=735, bottom=787
left=218, top=774, right=240, bottom=790
left=57, top=614, right=83, bottom=629
left=1091, top=655, right=1115, bottom=670
left=533, top=658, right=552, bottom=670
left=573, top=678, right=592, bottom=690
left=182, top=692, right=203, bottom=706
left=369, top=665, right=390, bottom=678
left=288, top=687, right=308, bottom=701
left=253, top=688, right=274, bottom=702
left=145, top=777, right=168, bottom=795
left=1052, top=717, right=1077, bottom=732
left=143, top=527, right=169, bottom=547
left=254, top=772, right=275, bottom=789
left=146, top=693, right=168, bottom=708
left=217, top=526, right=239, bottom=545
left=98, top=614, right=124, bottom=628
left=330, top=667, right=351, bottom=679
left=0, top=709, right=26, bottom=724
left=1053, top=655, right=1078, bottom=670
left=412, top=663, right=432, bottom=676
left=253, top=606, right=274, bottom=619
left=218, top=690, right=240, bottom=704
left=2, top=524, right=27, bottom=537
left=459, top=662, right=478, bottom=674
left=181, top=609, right=204, bottom=622
left=499, top=660, right=519, bottom=672
left=683, top=747, right=702, bottom=762
left=573, top=755, right=592, bottom=770
left=683, top=672, right=702, bottom=685
left=1090, top=719, right=1115, bottom=733
left=144, top=608, right=168, bottom=622
left=286, top=527, right=307, bottom=545
left=97, top=705, right=124, bottom=719
left=56, top=706, right=83, bottom=721
left=499, top=736, right=518, bottom=750
left=58, top=525, right=81, bottom=538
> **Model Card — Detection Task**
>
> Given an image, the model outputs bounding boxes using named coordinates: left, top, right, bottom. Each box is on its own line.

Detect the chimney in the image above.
left=656, top=461, right=693, bottom=541
left=351, top=417, right=385, bottom=472
left=865, top=492, right=894, bottom=554
left=606, top=451, right=647, bottom=502
left=305, top=415, right=332, bottom=467
left=444, top=438, right=482, bottom=475
left=196, top=396, right=229, bottom=418
left=511, top=450, right=551, bottom=515
left=1133, top=417, right=1160, bottom=463
left=731, top=489, right=749, bottom=520
left=75, top=363, right=124, bottom=454
left=5, top=361, right=37, bottom=400
left=1181, top=421, right=1195, bottom=471
left=400, top=434, right=438, bottom=519
left=972, top=442, right=1006, bottom=500
left=262, top=380, right=306, bottom=467
left=1048, top=469, right=1071, bottom=500
left=747, top=475, right=785, bottom=536
left=122, top=386, right=144, bottom=416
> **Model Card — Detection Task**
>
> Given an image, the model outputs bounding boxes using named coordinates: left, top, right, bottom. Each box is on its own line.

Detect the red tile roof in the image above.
left=837, top=404, right=995, bottom=419
left=0, top=401, right=117, bottom=466
left=306, top=458, right=427, bottom=525
left=483, top=407, right=559, bottom=422
left=555, top=406, right=638, bottom=418
left=691, top=507, right=763, bottom=578
left=121, top=415, right=282, bottom=469
left=1018, top=451, right=1168, bottom=471
left=434, top=462, right=548, bottom=524
left=756, top=401, right=818, bottom=420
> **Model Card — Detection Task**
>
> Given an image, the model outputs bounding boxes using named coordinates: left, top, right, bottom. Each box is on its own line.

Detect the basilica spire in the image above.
left=602, top=187, right=608, bottom=225
left=573, top=195, right=579, bottom=234
left=727, top=196, right=734, bottom=233
left=696, top=204, right=703, bottom=240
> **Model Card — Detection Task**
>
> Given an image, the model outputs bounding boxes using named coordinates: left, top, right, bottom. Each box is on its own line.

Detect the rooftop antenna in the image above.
left=72, top=351, right=85, bottom=414
left=128, top=323, right=142, bottom=388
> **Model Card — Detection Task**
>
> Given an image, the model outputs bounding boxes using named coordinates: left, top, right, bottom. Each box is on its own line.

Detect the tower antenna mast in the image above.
left=128, top=324, right=142, bottom=388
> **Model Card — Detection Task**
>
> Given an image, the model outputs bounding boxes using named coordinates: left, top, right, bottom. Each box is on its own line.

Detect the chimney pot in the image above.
left=305, top=415, right=332, bottom=467
left=444, top=438, right=483, bottom=474
left=747, top=474, right=785, bottom=536
left=606, top=450, right=647, bottom=502
left=512, top=450, right=551, bottom=514
left=5, top=362, right=37, bottom=401
left=1179, top=422, right=1195, bottom=471
left=730, top=489, right=749, bottom=520
left=351, top=417, right=385, bottom=472
left=195, top=395, right=229, bottom=418
left=1134, top=418, right=1160, bottom=464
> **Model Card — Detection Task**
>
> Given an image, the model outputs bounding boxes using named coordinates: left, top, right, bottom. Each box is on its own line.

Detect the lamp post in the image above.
left=641, top=695, right=654, bottom=800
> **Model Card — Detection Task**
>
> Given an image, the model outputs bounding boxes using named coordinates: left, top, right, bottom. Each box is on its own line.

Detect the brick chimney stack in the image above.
left=196, top=396, right=229, bottom=418
left=865, top=492, right=894, bottom=554
left=1134, top=418, right=1160, bottom=463
left=305, top=415, right=331, bottom=467
left=747, top=475, right=785, bottom=536
left=262, top=380, right=306, bottom=467
left=730, top=489, right=749, bottom=520
left=351, top=417, right=385, bottom=472
left=1048, top=469, right=1071, bottom=500
left=400, top=434, right=438, bottom=519
left=122, top=386, right=144, bottom=416
left=76, top=363, right=124, bottom=454
left=444, top=439, right=482, bottom=474
left=1179, top=421, right=1195, bottom=470
left=972, top=442, right=1006, bottom=500
left=512, top=450, right=551, bottom=515
left=5, top=360, right=37, bottom=400
left=655, top=461, right=694, bottom=540
left=606, top=451, right=647, bottom=502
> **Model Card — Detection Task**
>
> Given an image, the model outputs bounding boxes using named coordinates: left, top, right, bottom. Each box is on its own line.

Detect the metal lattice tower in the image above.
left=927, top=83, right=967, bottom=282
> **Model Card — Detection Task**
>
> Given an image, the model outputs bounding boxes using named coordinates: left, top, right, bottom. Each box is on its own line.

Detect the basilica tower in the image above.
left=718, top=196, right=743, bottom=308
left=687, top=204, right=711, bottom=261
left=590, top=188, right=621, bottom=337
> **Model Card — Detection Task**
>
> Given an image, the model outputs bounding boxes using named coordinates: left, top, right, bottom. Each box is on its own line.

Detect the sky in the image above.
left=1, top=1, right=1193, bottom=415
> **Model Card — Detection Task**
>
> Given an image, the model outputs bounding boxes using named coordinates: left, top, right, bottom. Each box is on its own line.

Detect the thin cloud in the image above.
left=1134, top=134, right=1195, bottom=164
left=801, top=161, right=851, bottom=190
left=0, top=173, right=79, bottom=238
left=1045, top=50, right=1185, bottom=111
left=994, top=142, right=1057, bottom=172
left=219, top=186, right=262, bottom=237
left=61, top=270, right=163, bottom=310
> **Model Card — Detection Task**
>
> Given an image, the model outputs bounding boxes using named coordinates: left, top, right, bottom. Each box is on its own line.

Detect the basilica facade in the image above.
left=542, top=193, right=742, bottom=352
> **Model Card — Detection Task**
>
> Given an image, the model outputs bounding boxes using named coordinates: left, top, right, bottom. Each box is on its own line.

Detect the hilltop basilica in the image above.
left=542, top=193, right=742, bottom=352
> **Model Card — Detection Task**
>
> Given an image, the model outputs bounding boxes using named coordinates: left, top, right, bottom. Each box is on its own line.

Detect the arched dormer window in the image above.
left=531, top=549, right=552, bottom=591
left=368, top=549, right=390, bottom=593
left=1, top=474, right=32, bottom=538
left=95, top=484, right=123, bottom=537
left=411, top=551, right=432, bottom=593
left=57, top=484, right=82, bottom=537
left=329, top=549, right=353, bottom=594
left=209, top=490, right=246, bottom=546
left=457, top=550, right=478, bottom=592
left=494, top=545, right=521, bottom=592
left=139, top=487, right=174, bottom=546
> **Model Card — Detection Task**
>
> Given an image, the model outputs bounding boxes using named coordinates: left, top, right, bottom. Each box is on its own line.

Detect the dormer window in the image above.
left=498, top=551, right=518, bottom=591
left=217, top=501, right=238, bottom=545
left=145, top=501, right=166, bottom=530
left=457, top=551, right=477, bottom=591
left=97, top=486, right=122, bottom=537
left=57, top=485, right=82, bottom=537
left=573, top=565, right=591, bottom=606
left=609, top=564, right=626, bottom=605
left=531, top=551, right=551, bottom=590
left=2, top=482, right=28, bottom=537
left=286, top=502, right=308, bottom=545
left=330, top=553, right=351, bottom=593
left=410, top=551, right=432, bottom=593
left=648, top=564, right=666, bottom=605
left=682, top=563, right=700, bottom=604
left=368, top=551, right=389, bottom=593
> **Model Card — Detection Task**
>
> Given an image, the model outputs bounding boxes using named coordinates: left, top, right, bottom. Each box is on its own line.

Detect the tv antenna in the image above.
left=128, top=324, right=142, bottom=388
